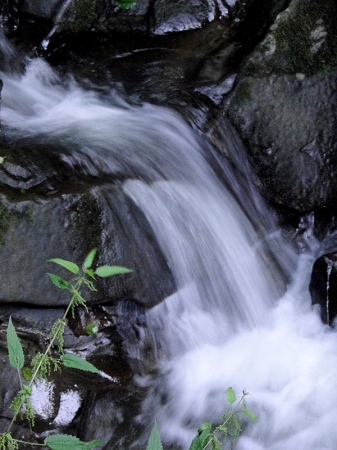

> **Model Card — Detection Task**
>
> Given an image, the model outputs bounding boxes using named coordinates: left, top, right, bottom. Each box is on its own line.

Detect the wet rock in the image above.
left=0, top=302, right=150, bottom=448
left=310, top=253, right=337, bottom=326
left=0, top=145, right=175, bottom=308
left=152, top=0, right=219, bottom=35
left=21, top=0, right=66, bottom=20
left=225, top=0, right=337, bottom=213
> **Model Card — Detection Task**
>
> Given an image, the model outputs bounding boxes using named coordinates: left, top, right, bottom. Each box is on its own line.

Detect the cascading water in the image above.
left=1, top=48, right=337, bottom=450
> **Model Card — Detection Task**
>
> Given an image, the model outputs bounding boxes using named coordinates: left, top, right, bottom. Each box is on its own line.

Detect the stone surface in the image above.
left=0, top=302, right=151, bottom=448
left=1, top=0, right=337, bottom=446
left=0, top=144, right=175, bottom=308
left=310, top=254, right=337, bottom=326
left=225, top=0, right=337, bottom=213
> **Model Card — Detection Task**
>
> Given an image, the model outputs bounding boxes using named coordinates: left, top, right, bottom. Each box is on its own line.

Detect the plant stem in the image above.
left=7, top=277, right=84, bottom=433
left=13, top=439, right=45, bottom=447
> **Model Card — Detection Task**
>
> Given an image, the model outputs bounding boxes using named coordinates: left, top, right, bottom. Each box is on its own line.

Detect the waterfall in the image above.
left=1, top=56, right=337, bottom=450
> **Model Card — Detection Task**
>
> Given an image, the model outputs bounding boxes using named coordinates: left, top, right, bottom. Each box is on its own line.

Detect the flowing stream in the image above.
left=1, top=44, right=337, bottom=450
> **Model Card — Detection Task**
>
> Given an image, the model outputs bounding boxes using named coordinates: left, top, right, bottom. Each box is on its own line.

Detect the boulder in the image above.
left=310, top=253, right=337, bottom=326
left=0, top=144, right=175, bottom=308
left=225, top=0, right=337, bottom=213
left=0, top=300, right=151, bottom=448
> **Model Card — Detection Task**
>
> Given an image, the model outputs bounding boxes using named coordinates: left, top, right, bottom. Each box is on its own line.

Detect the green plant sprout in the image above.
left=189, top=388, right=258, bottom=450
left=0, top=248, right=132, bottom=450
left=145, top=388, right=257, bottom=450
left=115, top=0, right=138, bottom=9
left=146, top=422, right=163, bottom=450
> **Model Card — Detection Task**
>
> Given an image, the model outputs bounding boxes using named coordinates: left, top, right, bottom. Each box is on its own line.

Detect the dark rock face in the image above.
left=226, top=72, right=337, bottom=212
left=310, top=254, right=337, bottom=326
left=0, top=145, right=175, bottom=308
left=225, top=0, right=337, bottom=213
left=1, top=0, right=337, bottom=446
left=0, top=301, right=152, bottom=449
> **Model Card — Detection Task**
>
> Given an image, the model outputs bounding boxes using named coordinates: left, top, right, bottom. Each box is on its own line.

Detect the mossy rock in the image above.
left=243, top=0, right=337, bottom=76
left=57, top=0, right=99, bottom=33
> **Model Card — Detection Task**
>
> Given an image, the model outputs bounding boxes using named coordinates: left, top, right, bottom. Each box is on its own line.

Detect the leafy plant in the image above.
left=145, top=388, right=257, bottom=450
left=0, top=248, right=132, bottom=449
left=189, top=388, right=257, bottom=450
left=115, top=0, right=138, bottom=9
left=146, top=422, right=163, bottom=450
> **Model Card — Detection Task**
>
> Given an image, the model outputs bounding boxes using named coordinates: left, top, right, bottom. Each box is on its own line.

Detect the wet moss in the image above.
left=244, top=0, right=337, bottom=76
left=58, top=0, right=99, bottom=33
left=232, top=78, right=252, bottom=103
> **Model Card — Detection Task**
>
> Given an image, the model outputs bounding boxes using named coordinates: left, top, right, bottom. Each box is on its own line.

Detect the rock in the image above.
left=21, top=0, right=67, bottom=20
left=225, top=0, right=337, bottom=213
left=0, top=145, right=175, bottom=308
left=310, top=253, right=337, bottom=326
left=0, top=301, right=151, bottom=447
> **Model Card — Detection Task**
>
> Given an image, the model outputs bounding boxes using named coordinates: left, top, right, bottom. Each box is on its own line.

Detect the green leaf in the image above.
left=95, top=265, right=133, bottom=277
left=85, top=324, right=98, bottom=335
left=85, top=440, right=105, bottom=449
left=22, top=367, right=33, bottom=381
left=189, top=436, right=203, bottom=450
left=47, top=273, right=70, bottom=290
left=61, top=354, right=100, bottom=374
left=198, top=429, right=212, bottom=448
left=115, top=0, right=137, bottom=9
left=241, top=409, right=258, bottom=422
left=19, top=385, right=32, bottom=396
left=85, top=269, right=96, bottom=279
left=48, top=258, right=79, bottom=274
left=146, top=421, right=163, bottom=450
left=0, top=156, right=6, bottom=164
left=44, top=434, right=104, bottom=450
left=198, top=423, right=211, bottom=434
left=83, top=249, right=97, bottom=270
left=7, top=317, right=24, bottom=370
left=226, top=387, right=236, bottom=404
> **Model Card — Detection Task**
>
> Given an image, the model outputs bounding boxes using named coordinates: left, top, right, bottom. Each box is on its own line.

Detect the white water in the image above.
left=1, top=57, right=337, bottom=450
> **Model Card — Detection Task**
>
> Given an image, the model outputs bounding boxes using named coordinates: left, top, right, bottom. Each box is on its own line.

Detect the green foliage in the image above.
left=83, top=248, right=97, bottom=270
left=69, top=288, right=89, bottom=317
left=3, top=249, right=132, bottom=449
left=61, top=354, right=100, bottom=374
left=115, top=0, right=138, bottom=9
left=85, top=324, right=98, bottom=335
left=47, top=258, right=79, bottom=274
left=50, top=319, right=67, bottom=354
left=0, top=433, right=18, bottom=450
left=47, top=273, right=70, bottom=290
left=95, top=265, right=133, bottom=277
left=44, top=434, right=104, bottom=450
left=146, top=422, right=163, bottom=450
left=48, top=252, right=132, bottom=318
left=10, top=385, right=35, bottom=427
left=189, top=389, right=257, bottom=450
left=7, top=318, right=24, bottom=370
left=22, top=367, right=32, bottom=381
left=226, top=387, right=236, bottom=404
left=30, top=352, right=62, bottom=381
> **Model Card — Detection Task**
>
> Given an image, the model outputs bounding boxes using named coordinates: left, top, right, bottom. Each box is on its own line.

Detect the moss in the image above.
left=232, top=78, right=252, bottom=103
left=244, top=0, right=337, bottom=76
left=58, top=0, right=99, bottom=32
